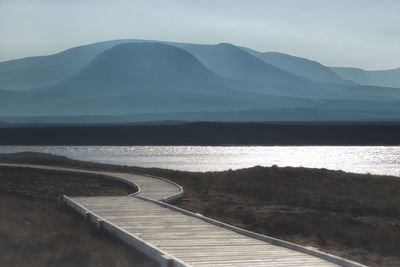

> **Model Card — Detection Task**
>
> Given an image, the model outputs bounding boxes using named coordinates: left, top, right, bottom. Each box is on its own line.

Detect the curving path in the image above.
left=0, top=163, right=365, bottom=267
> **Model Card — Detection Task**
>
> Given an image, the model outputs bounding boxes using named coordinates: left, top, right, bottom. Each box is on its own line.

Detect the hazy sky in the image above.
left=1, top=0, right=399, bottom=70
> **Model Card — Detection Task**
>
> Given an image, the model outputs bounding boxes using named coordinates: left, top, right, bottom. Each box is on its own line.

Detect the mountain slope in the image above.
left=180, top=43, right=314, bottom=86
left=1, top=41, right=399, bottom=121
left=245, top=49, right=351, bottom=85
left=0, top=39, right=195, bottom=91
left=0, top=40, right=137, bottom=91
left=181, top=43, right=400, bottom=101
left=332, top=67, right=400, bottom=88
left=0, top=43, right=321, bottom=116
left=0, top=40, right=323, bottom=91
left=60, top=42, right=220, bottom=95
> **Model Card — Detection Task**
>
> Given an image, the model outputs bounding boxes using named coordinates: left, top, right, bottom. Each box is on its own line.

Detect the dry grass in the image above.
left=2, top=152, right=400, bottom=266
left=0, top=166, right=157, bottom=267
left=163, top=167, right=400, bottom=267
left=0, top=166, right=134, bottom=199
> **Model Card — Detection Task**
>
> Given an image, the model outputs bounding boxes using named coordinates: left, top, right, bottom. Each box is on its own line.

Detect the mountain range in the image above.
left=331, top=67, right=400, bottom=88
left=0, top=39, right=399, bottom=122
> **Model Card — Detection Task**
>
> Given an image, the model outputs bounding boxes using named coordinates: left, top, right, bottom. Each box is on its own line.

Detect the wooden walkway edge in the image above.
left=0, top=163, right=367, bottom=267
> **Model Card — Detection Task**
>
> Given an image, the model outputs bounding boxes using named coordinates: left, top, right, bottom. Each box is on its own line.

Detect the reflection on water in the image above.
left=0, top=146, right=399, bottom=177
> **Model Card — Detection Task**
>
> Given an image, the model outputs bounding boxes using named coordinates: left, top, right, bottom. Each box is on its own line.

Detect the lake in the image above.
left=1, top=146, right=399, bottom=177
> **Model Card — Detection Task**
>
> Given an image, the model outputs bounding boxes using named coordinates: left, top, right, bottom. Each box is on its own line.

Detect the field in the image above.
left=0, top=165, right=157, bottom=267
left=1, top=152, right=400, bottom=266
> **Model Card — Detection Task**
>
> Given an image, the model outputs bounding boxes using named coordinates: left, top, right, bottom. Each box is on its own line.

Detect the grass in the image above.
left=0, top=166, right=134, bottom=199
left=157, top=167, right=400, bottom=266
left=1, top=152, right=400, bottom=266
left=0, top=165, right=157, bottom=267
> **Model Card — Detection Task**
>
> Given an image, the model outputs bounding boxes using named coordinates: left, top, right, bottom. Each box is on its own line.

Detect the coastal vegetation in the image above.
left=1, top=152, right=400, bottom=266
left=0, top=163, right=156, bottom=267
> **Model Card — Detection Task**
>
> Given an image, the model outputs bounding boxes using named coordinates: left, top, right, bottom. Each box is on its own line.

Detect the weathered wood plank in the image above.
left=74, top=196, right=340, bottom=266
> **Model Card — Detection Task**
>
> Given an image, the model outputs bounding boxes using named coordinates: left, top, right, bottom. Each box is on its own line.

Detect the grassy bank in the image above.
left=166, top=166, right=400, bottom=266
left=1, top=152, right=400, bottom=266
left=0, top=165, right=157, bottom=267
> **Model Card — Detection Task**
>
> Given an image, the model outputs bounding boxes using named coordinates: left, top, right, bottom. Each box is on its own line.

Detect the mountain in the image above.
left=180, top=43, right=400, bottom=100
left=0, top=43, right=321, bottom=116
left=60, top=42, right=220, bottom=95
left=180, top=43, right=314, bottom=87
left=0, top=40, right=322, bottom=92
left=0, top=39, right=200, bottom=91
left=0, top=39, right=138, bottom=91
left=331, top=67, right=400, bottom=88
left=245, top=49, right=351, bottom=85
left=1, top=40, right=399, bottom=122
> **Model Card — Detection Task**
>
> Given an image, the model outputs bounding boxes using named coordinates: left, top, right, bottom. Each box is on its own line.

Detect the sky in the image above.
left=0, top=0, right=399, bottom=70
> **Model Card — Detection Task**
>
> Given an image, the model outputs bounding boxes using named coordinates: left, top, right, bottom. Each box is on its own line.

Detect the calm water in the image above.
left=0, top=146, right=399, bottom=177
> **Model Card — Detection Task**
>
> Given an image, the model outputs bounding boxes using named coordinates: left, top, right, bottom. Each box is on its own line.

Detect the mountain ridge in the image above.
left=180, top=43, right=313, bottom=86
left=1, top=43, right=326, bottom=116
left=244, top=48, right=352, bottom=85
left=0, top=40, right=399, bottom=122
left=1, top=39, right=398, bottom=91
left=332, top=67, right=400, bottom=88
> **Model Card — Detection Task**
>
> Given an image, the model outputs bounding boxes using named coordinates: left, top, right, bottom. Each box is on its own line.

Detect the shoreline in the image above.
left=2, top=147, right=399, bottom=178
left=1, top=122, right=400, bottom=145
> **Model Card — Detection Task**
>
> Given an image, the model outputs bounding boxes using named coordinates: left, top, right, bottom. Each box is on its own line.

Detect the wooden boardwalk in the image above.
left=0, top=163, right=365, bottom=267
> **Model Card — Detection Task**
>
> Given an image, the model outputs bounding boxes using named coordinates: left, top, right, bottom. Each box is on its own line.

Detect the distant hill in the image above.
left=2, top=107, right=400, bottom=125
left=0, top=43, right=323, bottom=116
left=0, top=39, right=139, bottom=91
left=0, top=40, right=399, bottom=122
left=245, top=49, right=351, bottom=85
left=0, top=39, right=203, bottom=91
left=180, top=43, right=400, bottom=101
left=62, top=42, right=220, bottom=95
left=2, top=38, right=394, bottom=91
left=180, top=43, right=311, bottom=86
left=331, top=67, right=400, bottom=88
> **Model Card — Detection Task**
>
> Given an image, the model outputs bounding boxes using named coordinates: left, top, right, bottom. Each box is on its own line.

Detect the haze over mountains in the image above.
left=331, top=67, right=400, bottom=88
left=244, top=49, right=352, bottom=85
left=179, top=43, right=309, bottom=86
left=0, top=39, right=399, bottom=123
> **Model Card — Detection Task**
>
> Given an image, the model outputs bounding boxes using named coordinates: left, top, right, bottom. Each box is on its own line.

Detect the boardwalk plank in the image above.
left=0, top=163, right=362, bottom=267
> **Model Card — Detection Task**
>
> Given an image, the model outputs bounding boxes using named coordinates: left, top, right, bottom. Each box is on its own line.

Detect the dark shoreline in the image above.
left=1, top=122, right=400, bottom=145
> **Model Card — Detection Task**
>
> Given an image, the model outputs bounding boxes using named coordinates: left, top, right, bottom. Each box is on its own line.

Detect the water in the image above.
left=0, top=146, right=399, bottom=177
